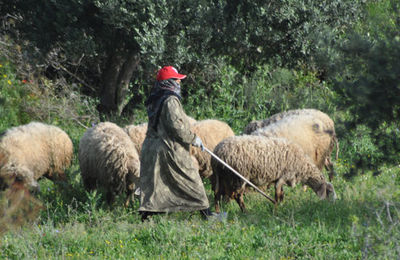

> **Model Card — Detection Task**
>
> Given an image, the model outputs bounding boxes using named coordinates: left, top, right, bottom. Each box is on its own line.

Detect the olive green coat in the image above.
left=138, top=96, right=209, bottom=212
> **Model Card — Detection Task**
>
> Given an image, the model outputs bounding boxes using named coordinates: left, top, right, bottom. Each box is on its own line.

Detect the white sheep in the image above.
left=243, top=109, right=334, bottom=134
left=186, top=115, right=197, bottom=126
left=211, top=135, right=336, bottom=213
left=124, top=123, right=148, bottom=156
left=190, top=119, right=235, bottom=178
left=246, top=109, right=338, bottom=181
left=0, top=122, right=73, bottom=190
left=79, top=122, right=140, bottom=206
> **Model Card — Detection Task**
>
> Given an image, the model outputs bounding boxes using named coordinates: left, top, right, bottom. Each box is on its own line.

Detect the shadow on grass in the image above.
left=213, top=185, right=397, bottom=233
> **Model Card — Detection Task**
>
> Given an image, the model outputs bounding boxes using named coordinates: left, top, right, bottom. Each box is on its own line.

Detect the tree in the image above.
left=1, top=0, right=365, bottom=117
left=315, top=0, right=400, bottom=168
left=1, top=0, right=170, bottom=116
left=215, top=0, right=364, bottom=72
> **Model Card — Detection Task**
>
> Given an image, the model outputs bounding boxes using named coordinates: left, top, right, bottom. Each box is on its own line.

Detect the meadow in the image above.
left=0, top=68, right=399, bottom=258
left=1, top=153, right=399, bottom=259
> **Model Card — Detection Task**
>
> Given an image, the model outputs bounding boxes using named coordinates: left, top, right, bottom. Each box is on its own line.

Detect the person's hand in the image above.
left=192, top=136, right=204, bottom=151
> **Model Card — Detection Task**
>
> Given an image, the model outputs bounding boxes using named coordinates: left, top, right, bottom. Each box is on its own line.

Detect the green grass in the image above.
left=1, top=46, right=400, bottom=259
left=1, top=157, right=399, bottom=259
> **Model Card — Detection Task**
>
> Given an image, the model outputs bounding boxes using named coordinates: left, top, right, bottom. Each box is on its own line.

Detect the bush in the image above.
left=312, top=0, right=400, bottom=170
left=185, top=61, right=338, bottom=134
left=0, top=59, right=33, bottom=130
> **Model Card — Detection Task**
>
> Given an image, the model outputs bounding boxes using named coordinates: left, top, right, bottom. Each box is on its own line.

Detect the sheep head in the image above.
left=0, top=172, right=36, bottom=192
left=316, top=182, right=336, bottom=201
left=0, top=163, right=39, bottom=192
left=0, top=150, right=38, bottom=191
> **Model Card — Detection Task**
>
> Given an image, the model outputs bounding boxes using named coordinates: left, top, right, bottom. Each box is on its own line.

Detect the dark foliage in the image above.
left=314, top=0, right=400, bottom=169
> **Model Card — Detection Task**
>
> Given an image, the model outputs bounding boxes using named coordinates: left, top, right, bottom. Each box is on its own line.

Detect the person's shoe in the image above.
left=140, top=211, right=164, bottom=222
left=200, top=208, right=227, bottom=221
left=139, top=211, right=150, bottom=222
left=199, top=208, right=213, bottom=220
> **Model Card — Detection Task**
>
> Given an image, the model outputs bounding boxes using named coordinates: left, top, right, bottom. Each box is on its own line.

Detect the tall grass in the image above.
left=1, top=161, right=399, bottom=259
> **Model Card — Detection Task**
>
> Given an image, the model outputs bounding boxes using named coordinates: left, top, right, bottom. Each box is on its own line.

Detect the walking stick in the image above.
left=203, top=147, right=276, bottom=204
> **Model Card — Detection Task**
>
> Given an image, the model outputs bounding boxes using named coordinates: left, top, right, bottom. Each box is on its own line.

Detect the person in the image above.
left=138, top=66, right=213, bottom=221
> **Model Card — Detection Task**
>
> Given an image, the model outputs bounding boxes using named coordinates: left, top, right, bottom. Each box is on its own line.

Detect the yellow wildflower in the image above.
left=105, top=240, right=111, bottom=245
left=0, top=64, right=3, bottom=67
left=7, top=80, right=11, bottom=85
left=3, top=74, right=6, bottom=78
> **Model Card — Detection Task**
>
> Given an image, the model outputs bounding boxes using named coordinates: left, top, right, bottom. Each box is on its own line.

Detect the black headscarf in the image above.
left=145, top=78, right=182, bottom=131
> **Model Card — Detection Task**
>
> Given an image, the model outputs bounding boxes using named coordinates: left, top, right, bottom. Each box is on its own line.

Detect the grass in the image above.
left=1, top=156, right=399, bottom=259
left=1, top=48, right=400, bottom=259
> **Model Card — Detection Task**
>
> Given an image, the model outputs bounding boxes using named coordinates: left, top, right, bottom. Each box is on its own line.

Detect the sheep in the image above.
left=190, top=119, right=235, bottom=178
left=79, top=122, right=140, bottom=206
left=0, top=122, right=73, bottom=190
left=124, top=123, right=148, bottom=155
left=186, top=115, right=197, bottom=126
left=243, top=109, right=334, bottom=135
left=211, top=135, right=336, bottom=213
left=246, top=109, right=338, bottom=181
left=252, top=114, right=337, bottom=181
left=244, top=108, right=339, bottom=157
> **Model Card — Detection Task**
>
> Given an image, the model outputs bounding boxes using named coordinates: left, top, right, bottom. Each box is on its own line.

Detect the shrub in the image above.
left=0, top=59, right=33, bottom=130
left=185, top=61, right=338, bottom=134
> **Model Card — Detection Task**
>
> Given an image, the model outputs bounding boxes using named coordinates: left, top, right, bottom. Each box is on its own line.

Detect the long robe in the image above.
left=138, top=96, right=209, bottom=212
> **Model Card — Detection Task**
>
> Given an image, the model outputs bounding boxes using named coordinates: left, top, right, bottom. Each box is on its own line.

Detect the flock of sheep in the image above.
left=0, top=108, right=338, bottom=214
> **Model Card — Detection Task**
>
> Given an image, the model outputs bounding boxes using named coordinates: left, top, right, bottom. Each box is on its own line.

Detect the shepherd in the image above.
left=138, top=66, right=214, bottom=221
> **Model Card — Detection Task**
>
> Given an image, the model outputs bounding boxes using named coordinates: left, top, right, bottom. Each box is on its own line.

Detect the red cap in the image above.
left=156, top=66, right=187, bottom=81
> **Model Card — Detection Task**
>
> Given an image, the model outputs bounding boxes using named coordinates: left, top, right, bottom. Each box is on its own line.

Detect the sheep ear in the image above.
left=326, top=182, right=337, bottom=201
left=316, top=183, right=327, bottom=199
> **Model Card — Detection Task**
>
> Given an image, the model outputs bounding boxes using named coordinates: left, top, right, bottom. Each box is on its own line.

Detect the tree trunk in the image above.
left=116, top=51, right=140, bottom=115
left=98, top=48, right=140, bottom=117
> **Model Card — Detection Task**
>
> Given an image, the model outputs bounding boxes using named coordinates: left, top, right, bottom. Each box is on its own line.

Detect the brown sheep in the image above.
left=246, top=109, right=338, bottom=181
left=190, top=119, right=235, bottom=178
left=124, top=123, right=148, bottom=156
left=212, top=135, right=336, bottom=213
left=79, top=122, right=140, bottom=206
left=0, top=122, right=73, bottom=190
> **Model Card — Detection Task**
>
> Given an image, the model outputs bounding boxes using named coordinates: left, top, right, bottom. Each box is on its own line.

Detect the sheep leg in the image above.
left=212, top=173, right=223, bottom=213
left=82, top=177, right=97, bottom=191
left=106, top=190, right=115, bottom=206
left=214, top=191, right=222, bottom=213
left=213, top=180, right=226, bottom=213
left=124, top=182, right=137, bottom=207
left=124, top=190, right=134, bottom=207
left=275, top=179, right=285, bottom=204
left=234, top=185, right=247, bottom=213
left=234, top=192, right=246, bottom=213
